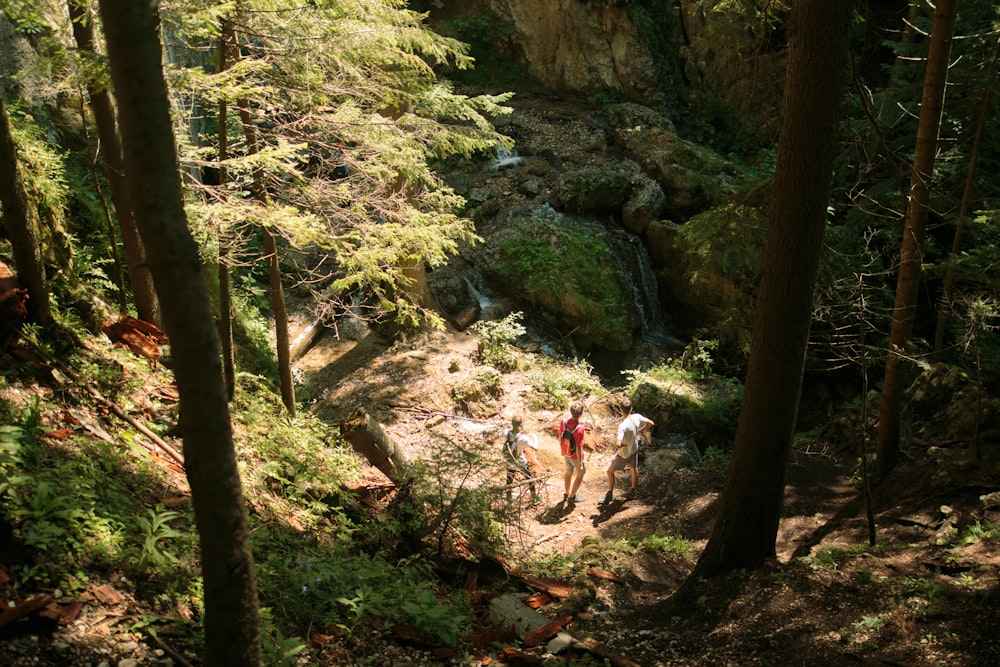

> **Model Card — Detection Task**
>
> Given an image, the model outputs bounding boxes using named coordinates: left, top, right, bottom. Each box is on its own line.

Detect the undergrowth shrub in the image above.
left=527, top=358, right=602, bottom=409
left=623, top=339, right=743, bottom=447
left=471, top=310, right=525, bottom=372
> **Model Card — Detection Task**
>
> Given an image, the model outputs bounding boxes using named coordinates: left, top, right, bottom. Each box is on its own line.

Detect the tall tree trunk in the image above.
left=95, top=2, right=261, bottom=665
left=932, top=34, right=998, bottom=359
left=876, top=0, right=958, bottom=480
left=217, top=18, right=236, bottom=402
left=0, top=98, right=50, bottom=325
left=692, top=0, right=855, bottom=577
left=68, top=0, right=160, bottom=325
left=237, top=99, right=295, bottom=416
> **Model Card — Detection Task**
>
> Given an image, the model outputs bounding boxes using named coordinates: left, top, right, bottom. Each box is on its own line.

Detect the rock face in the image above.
left=486, top=0, right=672, bottom=102
left=428, top=1, right=784, bottom=138
left=432, top=0, right=687, bottom=106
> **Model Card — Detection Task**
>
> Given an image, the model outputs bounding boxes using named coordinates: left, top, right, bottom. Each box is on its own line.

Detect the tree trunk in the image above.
left=0, top=98, right=50, bottom=325
left=95, top=2, right=261, bottom=665
left=692, top=0, right=855, bottom=577
left=237, top=93, right=296, bottom=416
left=217, top=18, right=236, bottom=402
left=68, top=0, right=160, bottom=325
left=932, top=34, right=998, bottom=359
left=338, top=409, right=410, bottom=484
left=876, top=0, right=958, bottom=480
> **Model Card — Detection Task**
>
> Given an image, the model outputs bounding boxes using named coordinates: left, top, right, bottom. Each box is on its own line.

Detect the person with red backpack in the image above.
left=560, top=400, right=587, bottom=504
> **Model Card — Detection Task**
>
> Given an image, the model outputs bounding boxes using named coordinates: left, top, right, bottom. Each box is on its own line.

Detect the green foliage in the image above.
left=136, top=508, right=184, bottom=572
left=232, top=377, right=360, bottom=528
left=165, top=0, right=513, bottom=331
left=636, top=533, right=698, bottom=559
left=495, top=216, right=631, bottom=348
left=471, top=311, right=526, bottom=372
left=811, top=544, right=870, bottom=570
left=404, top=438, right=511, bottom=558
left=852, top=613, right=887, bottom=633
left=956, top=520, right=1000, bottom=547
left=0, top=396, right=199, bottom=595
left=699, top=445, right=731, bottom=471
left=622, top=342, right=743, bottom=445
left=675, top=204, right=767, bottom=360
left=527, top=359, right=602, bottom=410
left=526, top=532, right=695, bottom=582
left=259, top=609, right=308, bottom=667
left=257, top=548, right=470, bottom=648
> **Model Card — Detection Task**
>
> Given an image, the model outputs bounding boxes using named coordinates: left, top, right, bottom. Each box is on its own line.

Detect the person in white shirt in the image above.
left=504, top=415, right=540, bottom=506
left=602, top=398, right=654, bottom=505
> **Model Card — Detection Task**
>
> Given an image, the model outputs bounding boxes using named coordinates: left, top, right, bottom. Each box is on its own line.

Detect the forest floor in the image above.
left=295, top=324, right=1000, bottom=667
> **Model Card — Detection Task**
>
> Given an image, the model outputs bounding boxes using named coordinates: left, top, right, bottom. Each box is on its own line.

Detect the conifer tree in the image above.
left=876, top=0, right=959, bottom=479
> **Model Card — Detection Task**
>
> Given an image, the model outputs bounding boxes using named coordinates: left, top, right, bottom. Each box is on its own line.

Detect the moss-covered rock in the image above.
left=478, top=207, right=635, bottom=351
left=550, top=166, right=632, bottom=215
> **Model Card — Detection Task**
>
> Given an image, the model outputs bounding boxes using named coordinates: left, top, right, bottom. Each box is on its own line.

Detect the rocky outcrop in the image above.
left=430, top=0, right=687, bottom=106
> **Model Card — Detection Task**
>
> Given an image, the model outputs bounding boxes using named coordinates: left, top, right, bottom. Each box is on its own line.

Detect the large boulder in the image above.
left=619, top=126, right=736, bottom=219
left=476, top=205, right=637, bottom=352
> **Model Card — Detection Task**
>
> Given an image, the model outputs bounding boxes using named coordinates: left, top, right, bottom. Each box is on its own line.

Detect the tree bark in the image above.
left=932, top=34, right=998, bottom=359
left=876, top=0, right=958, bottom=480
left=68, top=0, right=160, bottom=325
left=95, top=2, right=261, bottom=664
left=0, top=98, right=50, bottom=325
left=338, top=409, right=410, bottom=484
left=217, top=19, right=236, bottom=402
left=237, top=95, right=296, bottom=416
left=692, top=0, right=855, bottom=576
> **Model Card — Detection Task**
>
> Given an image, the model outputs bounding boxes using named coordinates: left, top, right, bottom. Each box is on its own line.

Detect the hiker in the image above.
left=504, top=415, right=540, bottom=506
left=560, top=400, right=587, bottom=504
left=602, top=397, right=654, bottom=505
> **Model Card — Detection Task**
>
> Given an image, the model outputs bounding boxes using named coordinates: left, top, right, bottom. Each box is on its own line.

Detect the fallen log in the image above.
left=289, top=315, right=326, bottom=362
left=337, top=409, right=409, bottom=483
left=449, top=301, right=481, bottom=332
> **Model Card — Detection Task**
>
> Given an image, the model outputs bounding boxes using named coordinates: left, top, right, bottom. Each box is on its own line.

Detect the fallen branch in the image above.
left=144, top=630, right=195, bottom=667
left=388, top=403, right=495, bottom=424
left=497, top=471, right=560, bottom=492
left=16, top=333, right=185, bottom=466
left=571, top=634, right=644, bottom=667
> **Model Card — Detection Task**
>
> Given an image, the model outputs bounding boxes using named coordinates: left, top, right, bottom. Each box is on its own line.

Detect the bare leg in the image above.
left=570, top=468, right=584, bottom=497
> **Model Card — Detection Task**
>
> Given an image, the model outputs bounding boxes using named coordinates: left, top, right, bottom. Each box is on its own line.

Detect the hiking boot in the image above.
left=625, top=487, right=638, bottom=498
left=562, top=493, right=569, bottom=504
left=601, top=490, right=613, bottom=505
left=570, top=495, right=582, bottom=504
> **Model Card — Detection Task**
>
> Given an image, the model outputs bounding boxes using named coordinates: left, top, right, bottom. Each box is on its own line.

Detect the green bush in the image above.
left=528, top=359, right=602, bottom=409
left=496, top=218, right=631, bottom=349
left=472, top=311, right=525, bottom=372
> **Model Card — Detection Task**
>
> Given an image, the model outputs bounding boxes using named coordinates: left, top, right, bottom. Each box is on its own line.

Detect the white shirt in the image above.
left=616, top=413, right=653, bottom=458
left=506, top=430, right=537, bottom=464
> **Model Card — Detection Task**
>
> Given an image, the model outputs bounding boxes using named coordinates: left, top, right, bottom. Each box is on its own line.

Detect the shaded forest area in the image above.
left=1, top=1, right=999, bottom=665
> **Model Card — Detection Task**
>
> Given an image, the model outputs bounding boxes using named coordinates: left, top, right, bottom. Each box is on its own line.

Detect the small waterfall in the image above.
left=491, top=144, right=523, bottom=170
left=606, top=230, right=680, bottom=348
left=464, top=276, right=493, bottom=310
